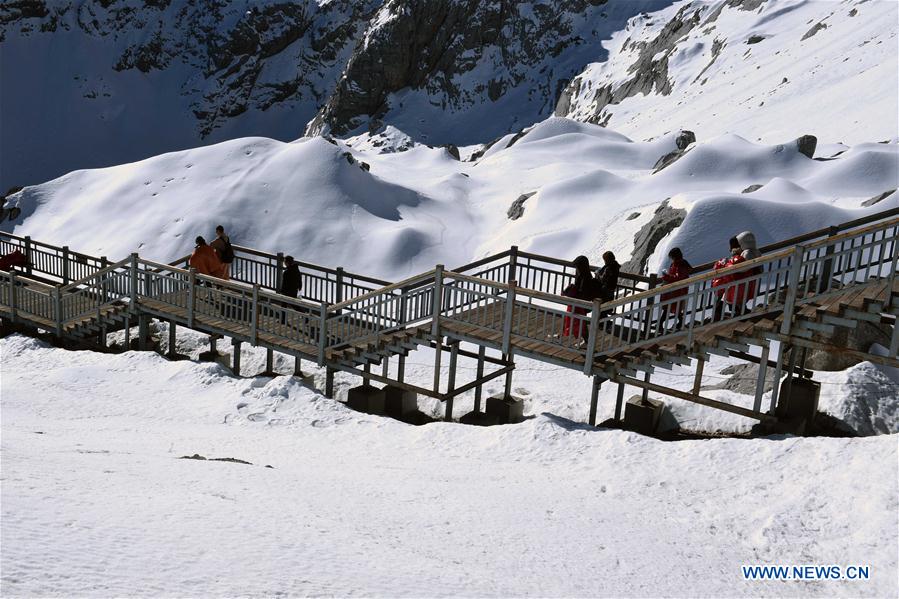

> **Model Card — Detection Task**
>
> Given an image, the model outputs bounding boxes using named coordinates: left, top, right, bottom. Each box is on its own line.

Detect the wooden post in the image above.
left=168, top=320, right=177, bottom=358
left=23, top=236, right=32, bottom=276
left=363, top=362, right=370, bottom=385
left=692, top=356, right=705, bottom=395
left=818, top=226, right=839, bottom=293
left=444, top=341, right=459, bottom=422
left=473, top=345, right=485, bottom=412
left=325, top=366, right=335, bottom=398
left=381, top=355, right=389, bottom=379
left=265, top=348, right=274, bottom=374
left=588, top=376, right=602, bottom=426
left=9, top=271, right=17, bottom=323
left=187, top=268, right=197, bottom=328
left=62, top=246, right=70, bottom=285
left=130, top=253, right=139, bottom=311
left=433, top=337, right=443, bottom=395
left=780, top=245, right=805, bottom=336
left=503, top=349, right=514, bottom=398
left=250, top=284, right=259, bottom=346
left=614, top=382, right=625, bottom=422
left=275, top=252, right=284, bottom=292
left=54, top=286, right=62, bottom=338
left=124, top=315, right=131, bottom=350
left=398, top=354, right=406, bottom=383
left=430, top=265, right=444, bottom=337
left=753, top=342, right=770, bottom=413
left=231, top=339, right=242, bottom=376
left=501, top=279, right=517, bottom=355
left=509, top=245, right=519, bottom=283
left=317, top=301, right=328, bottom=366
left=583, top=298, right=601, bottom=375
left=640, top=369, right=651, bottom=404
left=294, top=355, right=303, bottom=377
left=137, top=314, right=150, bottom=350
left=768, top=343, right=789, bottom=414
left=335, top=267, right=345, bottom=306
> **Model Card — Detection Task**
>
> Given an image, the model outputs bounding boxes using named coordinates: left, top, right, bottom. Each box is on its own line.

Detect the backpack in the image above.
left=220, top=238, right=235, bottom=264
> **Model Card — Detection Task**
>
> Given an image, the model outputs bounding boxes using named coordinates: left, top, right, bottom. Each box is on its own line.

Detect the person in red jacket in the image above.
left=189, top=236, right=224, bottom=278
left=658, top=247, right=692, bottom=331
left=711, top=236, right=745, bottom=321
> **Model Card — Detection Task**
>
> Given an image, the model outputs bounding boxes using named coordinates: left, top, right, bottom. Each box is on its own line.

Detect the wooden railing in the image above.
left=1, top=209, right=896, bottom=375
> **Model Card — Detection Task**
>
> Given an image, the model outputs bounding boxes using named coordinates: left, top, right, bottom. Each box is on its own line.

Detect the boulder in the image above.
left=675, top=130, right=696, bottom=150
left=795, top=135, right=817, bottom=159
left=742, top=184, right=764, bottom=193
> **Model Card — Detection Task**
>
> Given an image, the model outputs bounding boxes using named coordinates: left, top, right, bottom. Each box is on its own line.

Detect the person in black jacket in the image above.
left=560, top=255, right=599, bottom=343
left=280, top=255, right=302, bottom=298
left=595, top=251, right=620, bottom=303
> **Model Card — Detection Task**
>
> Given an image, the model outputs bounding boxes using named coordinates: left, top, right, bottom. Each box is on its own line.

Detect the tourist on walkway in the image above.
left=190, top=236, right=224, bottom=278
left=594, top=251, right=620, bottom=303
left=658, top=247, right=692, bottom=331
left=280, top=255, right=302, bottom=298
left=561, top=255, right=596, bottom=342
left=210, top=225, right=234, bottom=281
left=711, top=236, right=744, bottom=321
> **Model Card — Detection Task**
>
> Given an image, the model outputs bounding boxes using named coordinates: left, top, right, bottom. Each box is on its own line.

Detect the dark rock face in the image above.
left=805, top=322, right=893, bottom=371
left=742, top=184, right=764, bottom=193
left=801, top=21, right=827, bottom=41
left=507, top=191, right=537, bottom=221
left=307, top=0, right=639, bottom=139
left=746, top=34, right=765, bottom=44
left=622, top=199, right=687, bottom=275
left=861, top=189, right=896, bottom=207
left=556, top=4, right=703, bottom=125
left=703, top=363, right=776, bottom=395
left=794, top=135, right=817, bottom=158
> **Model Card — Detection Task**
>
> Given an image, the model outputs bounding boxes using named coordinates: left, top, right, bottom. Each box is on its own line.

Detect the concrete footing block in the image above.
left=381, top=385, right=417, bottom=417
left=486, top=394, right=524, bottom=424
left=346, top=384, right=385, bottom=415
left=624, top=395, right=663, bottom=435
left=777, top=377, right=820, bottom=422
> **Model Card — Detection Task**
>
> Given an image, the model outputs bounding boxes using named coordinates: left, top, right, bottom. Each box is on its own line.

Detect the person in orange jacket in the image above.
left=190, top=236, right=224, bottom=278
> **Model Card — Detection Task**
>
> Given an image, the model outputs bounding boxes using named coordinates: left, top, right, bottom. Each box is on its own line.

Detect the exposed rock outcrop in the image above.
left=794, top=135, right=817, bottom=158
left=861, top=189, right=896, bottom=207
left=507, top=191, right=537, bottom=221
left=804, top=322, right=894, bottom=371
left=621, top=199, right=687, bottom=275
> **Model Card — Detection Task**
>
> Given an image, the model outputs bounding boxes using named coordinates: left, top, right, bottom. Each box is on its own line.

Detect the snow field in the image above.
left=1, top=334, right=897, bottom=597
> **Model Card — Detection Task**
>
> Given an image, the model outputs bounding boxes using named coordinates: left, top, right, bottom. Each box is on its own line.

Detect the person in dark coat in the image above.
left=595, top=251, right=620, bottom=303
left=280, top=255, right=302, bottom=298
left=560, top=255, right=597, bottom=342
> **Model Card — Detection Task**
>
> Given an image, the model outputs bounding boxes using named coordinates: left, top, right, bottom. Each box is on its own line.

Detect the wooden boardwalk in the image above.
left=2, top=211, right=898, bottom=427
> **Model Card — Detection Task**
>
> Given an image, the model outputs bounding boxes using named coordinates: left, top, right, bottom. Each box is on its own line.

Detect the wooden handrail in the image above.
left=445, top=270, right=595, bottom=310
left=689, top=207, right=899, bottom=272
left=58, top=256, right=132, bottom=292
left=328, top=269, right=438, bottom=313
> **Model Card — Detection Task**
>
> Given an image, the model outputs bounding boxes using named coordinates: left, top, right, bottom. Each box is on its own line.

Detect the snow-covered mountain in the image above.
left=0, top=0, right=669, bottom=190
left=5, top=0, right=895, bottom=193
left=554, top=0, right=899, bottom=145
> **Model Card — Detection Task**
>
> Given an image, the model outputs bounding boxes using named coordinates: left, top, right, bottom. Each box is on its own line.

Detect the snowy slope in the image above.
left=556, top=0, right=899, bottom=145
left=5, top=119, right=896, bottom=281
left=2, top=334, right=897, bottom=597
